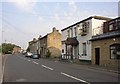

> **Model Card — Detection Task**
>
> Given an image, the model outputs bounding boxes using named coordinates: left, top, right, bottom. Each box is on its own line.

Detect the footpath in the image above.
left=65, top=59, right=119, bottom=74
left=0, top=54, right=2, bottom=84
left=46, top=58, right=119, bottom=74
left=0, top=54, right=7, bottom=84
left=0, top=53, right=2, bottom=83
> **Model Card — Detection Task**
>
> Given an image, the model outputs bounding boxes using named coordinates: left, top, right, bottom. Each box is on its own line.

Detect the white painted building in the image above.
left=61, top=24, right=79, bottom=60
left=61, top=16, right=111, bottom=61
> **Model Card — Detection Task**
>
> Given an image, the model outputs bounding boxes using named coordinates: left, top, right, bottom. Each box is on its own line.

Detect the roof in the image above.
left=40, top=34, right=48, bottom=40
left=65, top=37, right=79, bottom=46
left=106, top=17, right=120, bottom=23
left=61, top=16, right=112, bottom=31
left=90, top=30, right=120, bottom=41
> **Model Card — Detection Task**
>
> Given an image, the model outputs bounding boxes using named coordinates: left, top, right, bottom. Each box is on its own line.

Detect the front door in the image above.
left=95, top=48, right=100, bottom=65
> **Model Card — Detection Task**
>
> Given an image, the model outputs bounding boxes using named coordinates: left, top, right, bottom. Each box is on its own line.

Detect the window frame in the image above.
left=67, top=29, right=70, bottom=37
left=82, top=42, right=87, bottom=56
left=74, top=27, right=77, bottom=37
left=109, top=24, right=114, bottom=31
left=110, top=44, right=120, bottom=60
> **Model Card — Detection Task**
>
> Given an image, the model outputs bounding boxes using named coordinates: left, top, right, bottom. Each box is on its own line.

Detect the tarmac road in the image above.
left=3, top=54, right=119, bottom=83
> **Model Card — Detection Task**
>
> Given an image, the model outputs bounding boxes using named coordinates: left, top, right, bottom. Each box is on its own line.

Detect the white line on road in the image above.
left=24, top=58, right=26, bottom=60
left=16, top=78, right=27, bottom=82
left=27, top=59, right=31, bottom=62
left=33, top=61, right=39, bottom=65
left=41, top=65, right=54, bottom=71
left=61, top=72, right=90, bottom=84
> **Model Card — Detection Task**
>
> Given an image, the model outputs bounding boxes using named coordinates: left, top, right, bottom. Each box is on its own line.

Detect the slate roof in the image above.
left=90, top=30, right=120, bottom=41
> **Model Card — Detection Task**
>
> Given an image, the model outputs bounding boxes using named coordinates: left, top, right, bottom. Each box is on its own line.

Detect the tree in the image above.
left=45, top=49, right=51, bottom=58
left=26, top=47, right=30, bottom=52
left=1, top=43, right=20, bottom=54
left=0, top=45, right=2, bottom=53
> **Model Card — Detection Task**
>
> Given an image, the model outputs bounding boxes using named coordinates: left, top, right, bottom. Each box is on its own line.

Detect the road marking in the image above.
left=27, top=59, right=31, bottom=62
left=16, top=78, right=27, bottom=82
left=61, top=72, right=90, bottom=84
left=33, top=61, right=39, bottom=65
left=24, top=58, right=26, bottom=60
left=41, top=65, right=54, bottom=71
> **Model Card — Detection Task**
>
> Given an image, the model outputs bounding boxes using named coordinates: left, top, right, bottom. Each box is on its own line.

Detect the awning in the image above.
left=65, top=37, right=79, bottom=46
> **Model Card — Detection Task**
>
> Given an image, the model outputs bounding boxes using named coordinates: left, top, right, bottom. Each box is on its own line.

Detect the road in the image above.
left=3, top=54, right=119, bottom=83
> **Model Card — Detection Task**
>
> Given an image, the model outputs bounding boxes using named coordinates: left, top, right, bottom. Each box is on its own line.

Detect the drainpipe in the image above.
left=66, top=44, right=67, bottom=60
left=71, top=45, right=73, bottom=60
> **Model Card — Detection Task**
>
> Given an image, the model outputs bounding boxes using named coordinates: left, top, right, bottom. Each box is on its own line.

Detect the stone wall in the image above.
left=47, top=28, right=61, bottom=58
left=92, top=37, right=120, bottom=68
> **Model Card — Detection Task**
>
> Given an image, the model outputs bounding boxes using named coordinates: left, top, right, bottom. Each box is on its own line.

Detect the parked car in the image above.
left=22, top=50, right=27, bottom=55
left=31, top=54, right=40, bottom=59
left=25, top=52, right=33, bottom=58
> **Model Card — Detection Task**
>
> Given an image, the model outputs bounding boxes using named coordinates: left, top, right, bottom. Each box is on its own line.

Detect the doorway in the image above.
left=95, top=48, right=100, bottom=65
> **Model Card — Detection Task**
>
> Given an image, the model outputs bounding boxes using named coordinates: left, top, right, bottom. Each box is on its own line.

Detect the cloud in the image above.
left=2, top=1, right=118, bottom=49
left=9, top=0, right=44, bottom=27
left=68, top=0, right=77, bottom=13
left=9, top=0, right=37, bottom=13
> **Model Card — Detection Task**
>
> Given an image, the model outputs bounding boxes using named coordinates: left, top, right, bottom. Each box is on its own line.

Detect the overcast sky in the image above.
left=0, top=0, right=119, bottom=49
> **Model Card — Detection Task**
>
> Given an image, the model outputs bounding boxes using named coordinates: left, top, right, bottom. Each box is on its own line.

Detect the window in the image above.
left=114, top=20, right=118, bottom=30
left=82, top=22, right=89, bottom=32
left=74, top=27, right=77, bottom=36
left=62, top=49, right=64, bottom=53
left=109, top=24, right=114, bottom=31
left=82, top=22, right=87, bottom=32
left=71, top=28, right=73, bottom=37
left=67, top=30, right=70, bottom=37
left=78, top=24, right=83, bottom=35
left=110, top=44, right=120, bottom=59
left=82, top=43, right=87, bottom=56
left=80, top=22, right=89, bottom=36
left=118, top=21, right=120, bottom=30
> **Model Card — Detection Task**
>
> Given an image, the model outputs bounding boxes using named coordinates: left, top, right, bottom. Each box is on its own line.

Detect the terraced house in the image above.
left=61, top=16, right=111, bottom=63
left=90, top=17, right=120, bottom=68
left=40, top=27, right=61, bottom=58
left=28, top=38, right=38, bottom=54
left=28, top=27, right=61, bottom=58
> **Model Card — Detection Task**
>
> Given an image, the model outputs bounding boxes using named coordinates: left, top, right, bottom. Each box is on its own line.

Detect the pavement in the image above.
left=45, top=58, right=120, bottom=74
left=0, top=54, right=7, bottom=84
left=0, top=53, right=2, bottom=84
left=87, top=64, right=119, bottom=74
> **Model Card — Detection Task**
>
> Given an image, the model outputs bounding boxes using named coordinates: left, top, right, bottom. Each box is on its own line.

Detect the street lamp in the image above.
left=2, top=31, right=4, bottom=43
left=2, top=30, right=6, bottom=43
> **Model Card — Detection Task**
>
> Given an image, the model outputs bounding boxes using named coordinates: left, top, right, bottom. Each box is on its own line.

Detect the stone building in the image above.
left=40, top=27, right=61, bottom=58
left=90, top=17, right=120, bottom=68
left=28, top=38, right=38, bottom=54
left=13, top=46, right=21, bottom=54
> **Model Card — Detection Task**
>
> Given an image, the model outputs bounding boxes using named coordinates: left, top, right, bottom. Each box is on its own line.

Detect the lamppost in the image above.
left=2, top=31, right=4, bottom=43
left=1, top=30, right=5, bottom=83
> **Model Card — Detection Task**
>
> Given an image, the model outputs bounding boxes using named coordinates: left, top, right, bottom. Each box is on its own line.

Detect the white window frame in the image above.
left=82, top=42, right=87, bottom=56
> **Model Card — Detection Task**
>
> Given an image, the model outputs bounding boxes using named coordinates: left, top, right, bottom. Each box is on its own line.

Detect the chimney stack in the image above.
left=53, top=27, right=56, bottom=32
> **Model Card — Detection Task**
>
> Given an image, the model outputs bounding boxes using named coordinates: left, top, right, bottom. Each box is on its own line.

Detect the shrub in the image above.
left=45, top=50, right=51, bottom=58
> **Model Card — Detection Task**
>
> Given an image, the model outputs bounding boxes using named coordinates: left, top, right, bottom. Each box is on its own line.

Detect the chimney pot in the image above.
left=53, top=27, right=56, bottom=32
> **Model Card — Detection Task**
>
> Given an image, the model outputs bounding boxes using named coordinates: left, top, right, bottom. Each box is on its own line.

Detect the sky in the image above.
left=0, top=0, right=119, bottom=49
